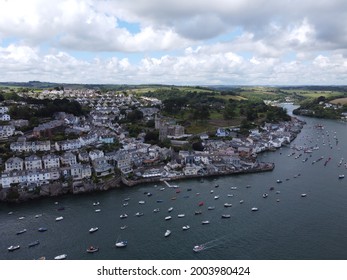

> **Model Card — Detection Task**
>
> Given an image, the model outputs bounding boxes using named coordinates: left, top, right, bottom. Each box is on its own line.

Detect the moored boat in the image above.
left=194, top=210, right=202, bottom=215
left=38, top=227, right=47, bottom=232
left=93, top=202, right=100, bottom=206
left=135, top=212, right=144, bottom=217
left=168, top=207, right=173, bottom=212
left=339, top=174, right=345, bottom=179
left=86, top=246, right=99, bottom=253
left=28, top=240, right=40, bottom=248
left=89, top=227, right=99, bottom=233
left=95, top=209, right=101, bottom=212
left=55, top=216, right=63, bottom=221
left=182, top=225, right=190, bottom=230
left=8, top=245, right=20, bottom=252
left=301, top=193, right=307, bottom=197
left=120, top=214, right=128, bottom=219
left=115, top=240, right=128, bottom=248
left=201, top=220, right=210, bottom=225
left=54, top=254, right=67, bottom=260
left=207, top=206, right=215, bottom=210
left=165, top=216, right=172, bottom=220
left=153, top=208, right=160, bottom=213
left=198, top=201, right=204, bottom=206
left=224, top=203, right=232, bottom=207
left=177, top=214, right=185, bottom=218
left=251, top=207, right=259, bottom=211
left=16, top=229, right=27, bottom=235
left=221, top=214, right=231, bottom=219
left=164, top=230, right=171, bottom=237
left=138, top=200, right=145, bottom=204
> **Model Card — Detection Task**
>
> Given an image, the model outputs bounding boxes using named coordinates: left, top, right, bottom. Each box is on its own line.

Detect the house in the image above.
left=89, top=149, right=104, bottom=161
left=55, top=139, right=81, bottom=151
left=49, top=168, right=61, bottom=180
left=5, top=157, right=24, bottom=171
left=24, top=155, right=42, bottom=170
left=78, top=150, right=90, bottom=162
left=99, top=135, right=115, bottom=144
left=0, top=106, right=9, bottom=114
left=183, top=165, right=202, bottom=176
left=0, top=125, right=15, bottom=138
left=0, top=114, right=10, bottom=121
left=92, top=157, right=114, bottom=177
left=1, top=170, right=26, bottom=188
left=60, top=152, right=77, bottom=166
left=70, top=163, right=92, bottom=180
left=216, top=128, right=229, bottom=137
left=10, top=119, right=29, bottom=128
left=10, top=140, right=51, bottom=153
left=42, top=154, right=60, bottom=169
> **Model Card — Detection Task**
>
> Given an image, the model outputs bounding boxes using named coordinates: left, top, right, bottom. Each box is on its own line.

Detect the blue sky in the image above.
left=0, top=0, right=346, bottom=85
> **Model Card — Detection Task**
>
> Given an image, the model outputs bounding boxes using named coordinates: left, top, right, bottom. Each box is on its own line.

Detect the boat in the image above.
left=57, top=206, right=65, bottom=211
left=269, top=186, right=275, bottom=191
left=153, top=208, right=160, bottom=213
left=55, top=216, right=63, bottom=221
left=177, top=214, right=185, bottom=218
left=263, top=193, right=268, bottom=198
left=198, top=201, right=204, bottom=206
left=8, top=211, right=13, bottom=215
left=89, top=227, right=99, bottom=233
left=187, top=188, right=192, bottom=191
left=207, top=206, right=215, bottom=210
left=156, top=200, right=163, bottom=203
left=221, top=214, right=231, bottom=219
left=193, top=245, right=205, bottom=252
left=35, top=214, right=42, bottom=218
left=231, top=186, right=238, bottom=190
left=215, top=184, right=219, bottom=188
left=120, top=225, right=128, bottom=230
left=93, top=202, right=100, bottom=206
left=182, top=225, right=190, bottom=230
left=251, top=207, right=259, bottom=211
left=8, top=245, right=20, bottom=252
left=138, top=200, right=145, bottom=204
left=276, top=180, right=282, bottom=183
left=210, top=190, right=214, bottom=194
left=54, top=254, right=67, bottom=260
left=147, top=192, right=153, bottom=196
left=115, top=239, right=128, bottom=247
left=159, top=188, right=165, bottom=191
left=16, top=229, right=27, bottom=235
left=239, top=200, right=244, bottom=204
left=120, top=214, right=128, bottom=219
left=175, top=189, right=181, bottom=193
left=18, top=216, right=25, bottom=220
left=38, top=227, right=47, bottom=232
left=227, top=194, right=233, bottom=197
left=171, top=196, right=177, bottom=200
left=28, top=240, right=40, bottom=248
left=201, top=220, right=210, bottom=225
left=168, top=207, right=173, bottom=212
left=164, top=230, right=171, bottom=237
left=214, top=195, right=220, bottom=200
left=95, top=209, right=101, bottom=212
left=124, top=197, right=130, bottom=201
left=301, top=193, right=307, bottom=197
left=165, top=216, right=172, bottom=220
left=339, top=175, right=345, bottom=179
left=194, top=210, right=202, bottom=215
left=86, top=246, right=99, bottom=253
left=224, top=203, right=232, bottom=207
left=135, top=212, right=144, bottom=217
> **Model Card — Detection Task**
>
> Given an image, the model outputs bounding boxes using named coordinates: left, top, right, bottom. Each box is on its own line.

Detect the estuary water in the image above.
left=1, top=104, right=347, bottom=260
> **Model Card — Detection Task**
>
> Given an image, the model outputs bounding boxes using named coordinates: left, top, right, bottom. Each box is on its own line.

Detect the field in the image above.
left=330, top=97, right=347, bottom=105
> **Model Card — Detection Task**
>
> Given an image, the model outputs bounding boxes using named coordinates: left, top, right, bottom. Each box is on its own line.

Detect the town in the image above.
left=0, top=87, right=305, bottom=202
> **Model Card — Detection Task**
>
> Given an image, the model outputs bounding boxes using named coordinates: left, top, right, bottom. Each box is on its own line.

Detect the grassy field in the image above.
left=330, top=97, right=347, bottom=105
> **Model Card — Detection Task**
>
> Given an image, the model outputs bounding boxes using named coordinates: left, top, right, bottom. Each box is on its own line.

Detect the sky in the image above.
left=0, top=0, right=347, bottom=85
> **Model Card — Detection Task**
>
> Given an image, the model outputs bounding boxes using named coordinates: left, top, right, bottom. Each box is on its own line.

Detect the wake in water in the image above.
left=194, top=235, right=230, bottom=252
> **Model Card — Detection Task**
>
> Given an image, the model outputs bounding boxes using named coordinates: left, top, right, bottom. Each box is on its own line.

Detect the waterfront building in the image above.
left=5, top=157, right=24, bottom=171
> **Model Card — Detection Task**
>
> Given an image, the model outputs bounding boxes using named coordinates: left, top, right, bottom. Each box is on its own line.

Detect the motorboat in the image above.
left=147, top=192, right=153, bottom=197
left=210, top=190, right=214, bottom=193
left=55, top=216, right=63, bottom=221
left=198, top=202, right=204, bottom=206
left=8, top=211, right=13, bottom=215
left=35, top=214, right=42, bottom=218
left=95, top=209, right=101, bottom=212
left=18, top=216, right=25, bottom=220
left=194, top=210, right=202, bottom=215
left=263, top=193, right=268, bottom=198
left=28, top=240, right=40, bottom=248
left=115, top=240, right=128, bottom=248
left=301, top=193, right=307, bottom=197
left=164, top=230, right=171, bottom=237
left=207, top=206, right=215, bottom=210
left=156, top=200, right=163, bottom=203
left=8, top=245, right=20, bottom=252
left=177, top=214, right=185, bottom=218
left=89, top=227, right=99, bottom=233
left=201, top=220, right=210, bottom=225
left=231, top=186, right=238, bottom=190
left=165, top=216, right=172, bottom=220
left=123, top=197, right=130, bottom=201
left=214, top=195, right=220, bottom=200
left=16, top=229, right=27, bottom=235
left=182, top=225, right=190, bottom=230
left=221, top=214, right=231, bottom=219
left=240, top=200, right=244, bottom=204
left=120, top=214, right=128, bottom=219
left=224, top=203, right=232, bottom=207
left=123, top=203, right=128, bottom=207
left=135, top=212, right=144, bottom=217
left=277, top=180, right=282, bottom=183
left=120, top=225, right=128, bottom=230
left=339, top=175, right=345, bottom=179
left=86, top=246, right=99, bottom=253
left=227, top=194, right=233, bottom=197
left=153, top=208, right=160, bottom=213
left=251, top=207, right=259, bottom=211
left=54, top=254, right=67, bottom=260
left=168, top=207, right=173, bottom=212
left=138, top=200, right=145, bottom=204
left=38, top=227, right=47, bottom=232
left=193, top=245, right=205, bottom=252
left=93, top=202, right=100, bottom=206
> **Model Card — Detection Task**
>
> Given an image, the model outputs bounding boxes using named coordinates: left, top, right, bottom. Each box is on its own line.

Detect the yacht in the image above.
left=201, top=220, right=210, bottom=225
left=8, top=245, right=20, bottom=252
left=165, top=216, right=172, bottom=220
left=55, top=216, right=63, bottom=221
left=182, top=225, right=190, bottom=230
left=89, top=227, right=99, bottom=233
left=224, top=203, right=232, bottom=207
left=115, top=240, right=128, bottom=248
left=251, top=207, right=259, bottom=211
left=120, top=214, right=128, bottom=219
left=164, top=230, right=171, bottom=237
left=54, top=254, right=67, bottom=260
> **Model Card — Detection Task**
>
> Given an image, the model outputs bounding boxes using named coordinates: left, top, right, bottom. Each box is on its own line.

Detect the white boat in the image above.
left=210, top=190, right=214, bottom=193
left=159, top=187, right=165, bottom=191
left=231, top=187, right=238, bottom=190
left=123, top=203, right=128, bottom=207
left=86, top=246, right=99, bottom=253
left=54, top=254, right=67, bottom=260
left=89, top=227, right=99, bottom=233
left=8, top=211, right=13, bottom=215
left=138, top=200, right=145, bottom=204
left=115, top=240, right=128, bottom=248
left=339, top=175, right=345, bottom=179
left=16, top=229, right=27, bottom=235
left=201, top=220, right=210, bottom=225
left=193, top=245, right=205, bottom=252
left=214, top=195, right=220, bottom=200
left=251, top=207, right=259, bottom=211
left=224, top=203, right=232, bottom=207
left=135, top=212, right=144, bottom=217
left=221, top=214, right=231, bottom=219
left=95, top=209, right=101, bottom=212
left=165, top=216, right=172, bottom=220
left=182, top=225, right=190, bottom=230
left=55, top=216, right=63, bottom=221
left=35, top=214, right=42, bottom=218
left=120, top=225, right=128, bottom=230
left=120, top=214, right=128, bottom=219
left=207, top=206, right=215, bottom=210
left=301, top=193, right=307, bottom=197
left=263, top=193, right=268, bottom=198
left=8, top=245, right=20, bottom=251
left=177, top=214, right=185, bottom=218
left=93, top=202, right=100, bottom=206
left=18, top=216, right=25, bottom=220
left=168, top=207, right=173, bottom=212
left=227, top=194, right=233, bottom=197
left=153, top=208, right=160, bottom=213
left=164, top=230, right=171, bottom=237
left=239, top=200, right=244, bottom=204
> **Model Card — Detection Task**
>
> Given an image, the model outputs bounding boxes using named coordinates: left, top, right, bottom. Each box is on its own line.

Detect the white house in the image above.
left=42, top=154, right=60, bottom=169
left=0, top=125, right=15, bottom=138
left=60, top=152, right=77, bottom=166
left=5, top=157, right=24, bottom=171
left=0, top=114, right=11, bottom=121
left=24, top=155, right=42, bottom=170
left=89, top=149, right=104, bottom=161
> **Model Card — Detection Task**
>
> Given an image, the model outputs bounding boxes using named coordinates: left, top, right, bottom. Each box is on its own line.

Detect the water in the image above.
left=1, top=104, right=347, bottom=260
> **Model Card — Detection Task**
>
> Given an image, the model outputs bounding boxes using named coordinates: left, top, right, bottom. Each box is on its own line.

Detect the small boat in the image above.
left=123, top=203, right=128, bottom=207
left=239, top=200, right=244, bottom=204
left=201, top=220, right=210, bottom=225
left=227, top=194, right=233, bottom=197
left=8, top=211, right=13, bottom=215
left=124, top=197, right=130, bottom=201
left=164, top=230, right=171, bottom=237
left=214, top=195, right=220, bottom=200
left=175, top=189, right=181, bottom=193
left=89, top=227, right=99, bottom=233
left=54, top=201, right=59, bottom=205
left=159, top=187, right=165, bottom=191
left=207, top=206, right=215, bottom=210
left=269, top=186, right=275, bottom=191
left=86, top=246, right=99, bottom=253
left=187, top=188, right=192, bottom=191
left=251, top=207, right=259, bottom=211
left=263, top=193, right=268, bottom=198
left=55, top=216, right=63, bottom=221
left=221, top=214, right=231, bottom=219
left=135, top=212, right=144, bottom=217
left=231, top=187, right=238, bottom=190
left=171, top=196, right=177, bottom=200
left=168, top=207, right=173, bottom=212
left=28, top=240, right=40, bottom=248
left=165, top=216, right=172, bottom=220
left=38, top=227, right=47, bottom=232
left=224, top=203, right=232, bottom=207
left=194, top=210, right=202, bottom=215
left=120, top=225, right=128, bottom=230
left=35, top=214, right=42, bottom=218
left=177, top=214, right=185, bottom=218
left=120, top=214, right=128, bottom=219
left=138, top=200, right=145, bottom=204
left=276, top=180, right=282, bottom=183
left=93, top=202, right=100, bottom=206
left=210, top=190, right=214, bottom=193
left=54, top=254, right=67, bottom=260
left=339, top=175, right=345, bottom=179
left=153, top=208, right=160, bottom=213
left=193, top=245, right=205, bottom=252
left=182, top=225, right=190, bottom=230
left=16, top=229, right=27, bottom=235
left=198, top=202, right=204, bottom=206
left=156, top=200, right=163, bottom=203
left=301, top=193, right=307, bottom=197
left=246, top=185, right=251, bottom=188
left=8, top=245, right=20, bottom=252
left=18, top=216, right=25, bottom=220
left=215, top=184, right=219, bottom=188
left=95, top=209, right=101, bottom=212
left=147, top=192, right=153, bottom=196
